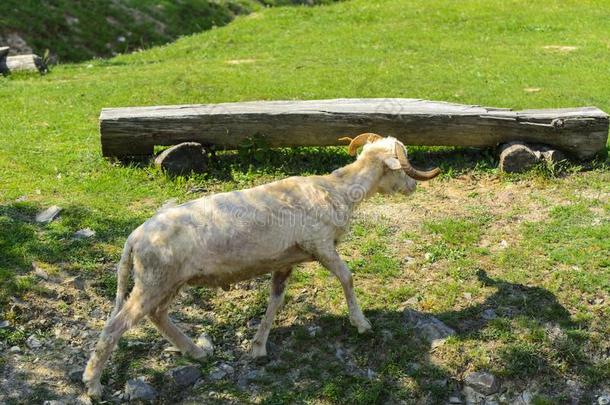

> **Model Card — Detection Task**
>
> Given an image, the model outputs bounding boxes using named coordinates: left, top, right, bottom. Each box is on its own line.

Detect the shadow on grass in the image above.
left=100, top=270, right=596, bottom=404
left=190, top=145, right=498, bottom=183
left=0, top=202, right=145, bottom=304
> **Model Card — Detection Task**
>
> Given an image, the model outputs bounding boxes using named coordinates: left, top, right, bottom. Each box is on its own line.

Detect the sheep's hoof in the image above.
left=353, top=317, right=372, bottom=334
left=250, top=343, right=267, bottom=359
left=86, top=381, right=103, bottom=399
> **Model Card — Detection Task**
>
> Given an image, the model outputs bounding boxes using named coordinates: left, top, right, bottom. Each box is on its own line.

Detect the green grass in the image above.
left=0, top=0, right=609, bottom=403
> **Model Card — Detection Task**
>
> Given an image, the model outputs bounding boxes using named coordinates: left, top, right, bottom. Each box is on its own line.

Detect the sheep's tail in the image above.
left=111, top=238, right=133, bottom=318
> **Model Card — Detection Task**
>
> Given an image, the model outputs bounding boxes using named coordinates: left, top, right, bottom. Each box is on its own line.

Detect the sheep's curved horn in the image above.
left=338, top=133, right=383, bottom=156
left=395, top=142, right=441, bottom=181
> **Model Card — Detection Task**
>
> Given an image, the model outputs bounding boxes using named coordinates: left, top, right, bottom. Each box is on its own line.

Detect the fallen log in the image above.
left=0, top=54, right=46, bottom=74
left=99, top=99, right=609, bottom=160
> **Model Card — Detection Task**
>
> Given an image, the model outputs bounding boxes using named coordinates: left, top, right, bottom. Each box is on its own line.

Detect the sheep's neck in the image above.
left=333, top=157, right=383, bottom=208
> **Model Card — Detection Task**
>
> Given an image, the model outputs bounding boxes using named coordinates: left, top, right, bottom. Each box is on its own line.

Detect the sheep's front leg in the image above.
left=314, top=246, right=371, bottom=333
left=251, top=269, right=292, bottom=358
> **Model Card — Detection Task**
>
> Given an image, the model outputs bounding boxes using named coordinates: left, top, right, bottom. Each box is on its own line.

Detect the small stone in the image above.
left=36, top=205, right=62, bottom=224
left=463, top=292, right=472, bottom=300
left=32, top=262, right=49, bottom=280
left=73, top=228, right=96, bottom=239
left=307, top=325, right=321, bottom=337
left=541, top=149, right=565, bottom=164
left=424, top=252, right=434, bottom=261
left=0, top=320, right=9, bottom=329
left=482, top=309, right=497, bottom=320
left=499, top=240, right=509, bottom=249
left=464, top=371, right=499, bottom=395
left=598, top=394, right=610, bottom=405
left=512, top=390, right=534, bottom=405
left=404, top=255, right=415, bottom=264
left=26, top=335, right=43, bottom=349
left=462, top=386, right=486, bottom=405
left=124, top=377, right=157, bottom=401
left=9, top=345, right=21, bottom=353
left=209, top=367, right=227, bottom=381
left=64, top=276, right=86, bottom=290
left=154, top=142, right=208, bottom=175
left=404, top=309, right=455, bottom=348
left=68, top=368, right=84, bottom=382
left=449, top=396, right=462, bottom=404
left=43, top=401, right=64, bottom=405
left=167, top=365, right=201, bottom=387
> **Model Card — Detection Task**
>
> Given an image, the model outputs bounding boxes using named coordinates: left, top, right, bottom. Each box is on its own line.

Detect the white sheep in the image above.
left=83, top=133, right=440, bottom=398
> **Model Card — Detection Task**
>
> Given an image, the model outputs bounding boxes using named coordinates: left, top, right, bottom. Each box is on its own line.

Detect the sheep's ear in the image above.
left=383, top=157, right=402, bottom=170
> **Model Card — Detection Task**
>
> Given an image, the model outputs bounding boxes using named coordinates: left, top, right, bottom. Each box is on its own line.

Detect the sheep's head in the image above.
left=339, top=133, right=441, bottom=195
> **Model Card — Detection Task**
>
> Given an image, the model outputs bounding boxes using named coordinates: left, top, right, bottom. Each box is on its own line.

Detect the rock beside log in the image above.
left=499, top=142, right=566, bottom=173
left=154, top=142, right=208, bottom=175
left=499, top=143, right=539, bottom=173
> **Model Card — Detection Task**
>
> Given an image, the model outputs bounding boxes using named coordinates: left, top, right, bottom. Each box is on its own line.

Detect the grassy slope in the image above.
left=0, top=0, right=609, bottom=403
left=0, top=0, right=335, bottom=62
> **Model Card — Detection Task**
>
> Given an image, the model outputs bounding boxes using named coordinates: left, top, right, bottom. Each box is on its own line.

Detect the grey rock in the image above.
left=73, top=228, right=96, bottom=239
left=68, top=367, right=84, bottom=383
left=541, top=148, right=565, bottom=164
left=32, top=262, right=49, bottom=280
left=124, top=377, right=157, bottom=401
left=462, top=386, right=486, bottom=405
left=43, top=401, right=65, bottom=405
left=9, top=345, right=21, bottom=353
left=209, top=367, right=228, bottom=381
left=482, top=309, right=497, bottom=320
left=166, top=365, right=201, bottom=387
left=36, top=205, right=62, bottom=224
left=464, top=371, right=499, bottom=395
left=598, top=394, right=610, bottom=405
left=64, top=276, right=86, bottom=290
left=449, top=396, right=462, bottom=404
left=404, top=309, right=455, bottom=348
left=307, top=325, right=322, bottom=337
left=26, top=335, right=42, bottom=349
left=0, top=320, right=9, bottom=329
left=154, top=142, right=208, bottom=175
left=499, top=143, right=539, bottom=173
left=511, top=390, right=534, bottom=405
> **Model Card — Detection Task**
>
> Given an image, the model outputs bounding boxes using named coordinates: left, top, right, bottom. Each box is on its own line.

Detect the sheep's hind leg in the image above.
left=251, top=268, right=292, bottom=358
left=148, top=293, right=210, bottom=360
left=83, top=286, right=157, bottom=398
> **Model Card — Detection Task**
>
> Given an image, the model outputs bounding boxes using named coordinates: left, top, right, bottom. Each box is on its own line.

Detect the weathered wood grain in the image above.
left=99, top=99, right=609, bottom=159
left=0, top=54, right=46, bottom=74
